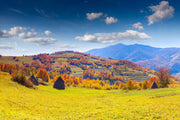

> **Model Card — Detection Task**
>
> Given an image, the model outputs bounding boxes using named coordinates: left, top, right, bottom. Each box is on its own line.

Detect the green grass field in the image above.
left=0, top=72, right=180, bottom=120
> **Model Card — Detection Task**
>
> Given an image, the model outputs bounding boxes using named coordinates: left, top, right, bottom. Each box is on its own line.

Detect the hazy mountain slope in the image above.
left=87, top=43, right=180, bottom=74
left=87, top=43, right=159, bottom=61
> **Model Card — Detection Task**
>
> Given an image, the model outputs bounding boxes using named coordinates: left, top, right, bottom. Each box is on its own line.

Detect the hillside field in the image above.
left=0, top=72, right=180, bottom=120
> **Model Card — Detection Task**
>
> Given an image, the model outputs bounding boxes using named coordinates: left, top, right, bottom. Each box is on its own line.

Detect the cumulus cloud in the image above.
left=0, top=26, right=29, bottom=38
left=75, top=30, right=151, bottom=43
left=18, top=32, right=38, bottom=39
left=105, top=17, right=118, bottom=24
left=24, top=37, right=57, bottom=45
left=0, top=26, right=57, bottom=45
left=9, top=27, right=27, bottom=36
left=0, top=45, right=13, bottom=49
left=0, top=27, right=27, bottom=38
left=132, top=22, right=144, bottom=30
left=86, top=12, right=103, bottom=20
left=86, top=12, right=118, bottom=25
left=44, top=30, right=51, bottom=35
left=75, top=34, right=96, bottom=42
left=148, top=1, right=174, bottom=25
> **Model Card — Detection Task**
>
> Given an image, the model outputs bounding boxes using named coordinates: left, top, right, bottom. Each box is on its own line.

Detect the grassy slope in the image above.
left=0, top=56, right=33, bottom=66
left=0, top=72, right=180, bottom=120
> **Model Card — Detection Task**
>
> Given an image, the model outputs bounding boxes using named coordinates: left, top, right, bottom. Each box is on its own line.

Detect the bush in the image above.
left=12, top=73, right=33, bottom=88
left=118, top=82, right=125, bottom=89
left=91, top=83, right=101, bottom=89
left=126, top=80, right=134, bottom=90
left=141, top=80, right=148, bottom=89
left=103, top=84, right=111, bottom=90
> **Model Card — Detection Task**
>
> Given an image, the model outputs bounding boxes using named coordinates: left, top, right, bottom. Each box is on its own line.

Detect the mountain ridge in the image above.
left=86, top=43, right=180, bottom=74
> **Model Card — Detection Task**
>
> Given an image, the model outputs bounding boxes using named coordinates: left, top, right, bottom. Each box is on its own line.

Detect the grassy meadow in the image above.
left=0, top=72, right=180, bottom=120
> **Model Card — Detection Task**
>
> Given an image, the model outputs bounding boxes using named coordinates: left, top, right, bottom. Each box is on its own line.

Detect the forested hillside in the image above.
left=0, top=51, right=155, bottom=82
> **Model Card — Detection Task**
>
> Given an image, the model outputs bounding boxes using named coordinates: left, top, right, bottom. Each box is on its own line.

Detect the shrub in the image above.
left=91, top=83, right=101, bottom=89
left=118, top=82, right=125, bottom=89
left=126, top=80, right=134, bottom=90
left=103, top=84, right=111, bottom=90
left=112, top=84, right=119, bottom=89
left=12, top=73, right=33, bottom=88
left=141, top=80, right=148, bottom=89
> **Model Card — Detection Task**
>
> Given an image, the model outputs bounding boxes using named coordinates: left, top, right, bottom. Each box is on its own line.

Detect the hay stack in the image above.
left=29, top=75, right=39, bottom=85
left=151, top=81, right=158, bottom=89
left=53, top=76, right=65, bottom=90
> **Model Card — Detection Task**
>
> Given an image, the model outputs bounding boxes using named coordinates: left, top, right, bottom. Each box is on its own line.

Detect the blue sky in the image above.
left=0, top=0, right=180, bottom=56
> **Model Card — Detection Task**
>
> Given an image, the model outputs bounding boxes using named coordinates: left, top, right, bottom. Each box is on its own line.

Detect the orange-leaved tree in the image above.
left=36, top=68, right=50, bottom=82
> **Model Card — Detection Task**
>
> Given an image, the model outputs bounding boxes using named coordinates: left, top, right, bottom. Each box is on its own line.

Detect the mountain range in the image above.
left=87, top=43, right=180, bottom=74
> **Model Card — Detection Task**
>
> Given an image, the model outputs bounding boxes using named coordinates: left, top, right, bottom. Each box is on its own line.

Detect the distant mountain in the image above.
left=86, top=43, right=180, bottom=74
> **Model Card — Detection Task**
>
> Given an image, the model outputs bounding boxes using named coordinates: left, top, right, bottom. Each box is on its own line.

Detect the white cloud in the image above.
left=75, top=30, right=151, bottom=43
left=105, top=17, right=118, bottom=24
left=86, top=13, right=118, bottom=25
left=75, top=34, right=96, bottom=42
left=86, top=12, right=103, bottom=20
left=0, top=27, right=38, bottom=39
left=132, top=22, right=144, bottom=30
left=0, top=27, right=57, bottom=45
left=18, top=32, right=38, bottom=39
left=8, top=27, right=27, bottom=36
left=44, top=30, right=52, bottom=35
left=148, top=1, right=174, bottom=25
left=24, top=37, right=57, bottom=45
left=0, top=45, right=13, bottom=49
left=0, top=27, right=27, bottom=38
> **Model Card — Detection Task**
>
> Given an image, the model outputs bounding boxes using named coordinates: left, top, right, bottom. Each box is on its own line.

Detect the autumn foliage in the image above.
left=83, top=69, right=123, bottom=81
left=36, top=68, right=50, bottom=82
left=57, top=65, right=71, bottom=75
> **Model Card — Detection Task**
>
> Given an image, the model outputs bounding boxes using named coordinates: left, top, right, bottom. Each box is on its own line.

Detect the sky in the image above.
left=0, top=0, right=180, bottom=56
